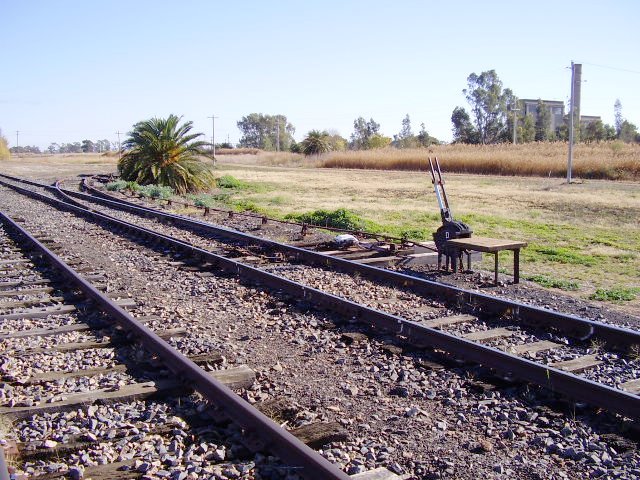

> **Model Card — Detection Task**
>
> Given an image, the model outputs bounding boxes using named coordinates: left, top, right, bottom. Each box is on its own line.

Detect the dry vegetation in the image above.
left=216, top=148, right=262, bottom=155
left=319, top=141, right=640, bottom=180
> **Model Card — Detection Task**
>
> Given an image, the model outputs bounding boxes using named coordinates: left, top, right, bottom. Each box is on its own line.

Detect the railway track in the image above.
left=1, top=173, right=639, bottom=416
left=0, top=173, right=639, bottom=478
left=0, top=209, right=363, bottom=478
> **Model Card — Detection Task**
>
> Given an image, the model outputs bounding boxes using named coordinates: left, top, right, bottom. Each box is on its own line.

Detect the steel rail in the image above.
left=0, top=209, right=351, bottom=480
left=0, top=447, right=9, bottom=480
left=50, top=173, right=640, bottom=352
left=1, top=177, right=639, bottom=419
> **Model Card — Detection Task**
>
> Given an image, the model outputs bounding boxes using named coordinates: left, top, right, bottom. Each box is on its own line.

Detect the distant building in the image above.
left=519, top=99, right=565, bottom=133
left=519, top=99, right=601, bottom=134
left=580, top=115, right=602, bottom=126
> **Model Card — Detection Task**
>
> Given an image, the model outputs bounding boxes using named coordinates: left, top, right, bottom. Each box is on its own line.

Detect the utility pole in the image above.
left=115, top=131, right=122, bottom=160
left=208, top=115, right=218, bottom=165
left=276, top=118, right=280, bottom=152
left=567, top=62, right=582, bottom=184
left=511, top=105, right=520, bottom=144
left=15, top=131, right=19, bottom=157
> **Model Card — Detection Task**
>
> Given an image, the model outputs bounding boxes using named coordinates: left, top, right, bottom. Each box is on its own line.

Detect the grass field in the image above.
left=2, top=153, right=639, bottom=315
left=319, top=142, right=640, bottom=180
left=208, top=162, right=640, bottom=315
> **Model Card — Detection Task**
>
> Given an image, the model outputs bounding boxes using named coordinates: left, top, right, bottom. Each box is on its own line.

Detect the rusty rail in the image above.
left=0, top=209, right=351, bottom=480
left=60, top=175, right=640, bottom=352
left=0, top=175, right=639, bottom=420
left=90, top=177, right=412, bottom=245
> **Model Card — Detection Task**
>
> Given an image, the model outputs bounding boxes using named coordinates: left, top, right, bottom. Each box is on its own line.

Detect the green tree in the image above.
left=582, top=120, right=607, bottom=142
left=237, top=113, right=295, bottom=151
left=81, top=139, right=95, bottom=153
left=463, top=70, right=516, bottom=144
left=519, top=114, right=536, bottom=143
left=394, top=114, right=417, bottom=148
left=619, top=120, right=639, bottom=143
left=367, top=134, right=392, bottom=149
left=451, top=107, right=478, bottom=143
left=326, top=130, right=347, bottom=151
left=301, top=130, right=332, bottom=156
left=350, top=117, right=380, bottom=149
left=535, top=99, right=552, bottom=141
left=416, top=123, right=438, bottom=147
left=0, top=129, right=10, bottom=160
left=119, top=114, right=215, bottom=194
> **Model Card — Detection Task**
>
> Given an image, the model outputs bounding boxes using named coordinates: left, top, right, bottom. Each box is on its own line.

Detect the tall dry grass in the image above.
left=216, top=148, right=261, bottom=155
left=319, top=142, right=640, bottom=180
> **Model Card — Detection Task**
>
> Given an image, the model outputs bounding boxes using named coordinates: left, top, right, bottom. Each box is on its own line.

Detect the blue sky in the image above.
left=2, top=0, right=639, bottom=149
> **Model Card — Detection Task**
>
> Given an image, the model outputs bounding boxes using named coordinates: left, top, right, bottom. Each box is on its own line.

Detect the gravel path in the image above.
left=1, top=185, right=639, bottom=479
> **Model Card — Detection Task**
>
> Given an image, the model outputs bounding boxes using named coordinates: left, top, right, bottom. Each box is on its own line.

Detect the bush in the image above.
left=126, top=181, right=142, bottom=192
left=286, top=208, right=368, bottom=231
left=590, top=286, right=639, bottom=301
left=139, top=184, right=174, bottom=199
left=525, top=274, right=580, bottom=291
left=216, top=175, right=247, bottom=189
left=190, top=194, right=215, bottom=208
left=106, top=180, right=128, bottom=191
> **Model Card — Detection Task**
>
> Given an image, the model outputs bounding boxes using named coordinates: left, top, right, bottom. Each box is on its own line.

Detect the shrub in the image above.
left=190, top=194, right=215, bottom=208
left=590, top=286, right=639, bottom=301
left=139, top=184, right=174, bottom=199
left=525, top=274, right=580, bottom=291
left=286, top=208, right=368, bottom=231
left=106, top=180, right=128, bottom=191
left=126, top=181, right=142, bottom=192
left=217, top=175, right=247, bottom=189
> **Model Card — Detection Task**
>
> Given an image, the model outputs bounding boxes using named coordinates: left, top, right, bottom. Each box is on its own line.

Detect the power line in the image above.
left=579, top=62, right=640, bottom=75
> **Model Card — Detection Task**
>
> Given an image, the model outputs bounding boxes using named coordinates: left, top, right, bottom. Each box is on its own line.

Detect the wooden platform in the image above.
left=446, top=236, right=528, bottom=284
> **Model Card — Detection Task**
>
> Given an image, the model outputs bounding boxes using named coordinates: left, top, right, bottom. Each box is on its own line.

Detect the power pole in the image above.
left=511, top=105, right=520, bottom=144
left=208, top=115, right=218, bottom=164
left=15, top=131, right=19, bottom=156
left=115, top=131, right=122, bottom=160
left=567, top=62, right=582, bottom=184
left=276, top=118, right=280, bottom=152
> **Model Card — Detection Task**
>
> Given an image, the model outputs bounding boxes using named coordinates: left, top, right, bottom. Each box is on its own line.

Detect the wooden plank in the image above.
left=339, top=250, right=385, bottom=260
left=354, top=255, right=398, bottom=265
left=0, top=286, right=55, bottom=297
left=0, top=279, right=52, bottom=290
left=0, top=315, right=160, bottom=340
left=551, top=354, right=602, bottom=373
left=0, top=259, right=30, bottom=266
left=511, top=340, right=562, bottom=355
left=35, top=460, right=138, bottom=480
left=446, top=236, right=527, bottom=253
left=289, top=421, right=348, bottom=448
left=424, top=314, right=476, bottom=329
left=0, top=295, right=64, bottom=309
left=463, top=327, right=514, bottom=342
left=0, top=365, right=255, bottom=417
left=20, top=352, right=224, bottom=385
left=620, top=378, right=640, bottom=395
left=0, top=304, right=76, bottom=321
left=11, top=328, right=186, bottom=356
left=0, top=322, right=90, bottom=340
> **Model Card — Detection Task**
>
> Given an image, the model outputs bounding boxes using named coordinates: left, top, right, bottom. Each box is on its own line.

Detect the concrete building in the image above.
left=520, top=99, right=566, bottom=133
left=519, top=99, right=601, bottom=135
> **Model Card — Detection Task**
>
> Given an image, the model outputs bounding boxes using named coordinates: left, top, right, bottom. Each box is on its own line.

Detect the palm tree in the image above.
left=118, top=115, right=215, bottom=194
left=301, top=130, right=332, bottom=157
